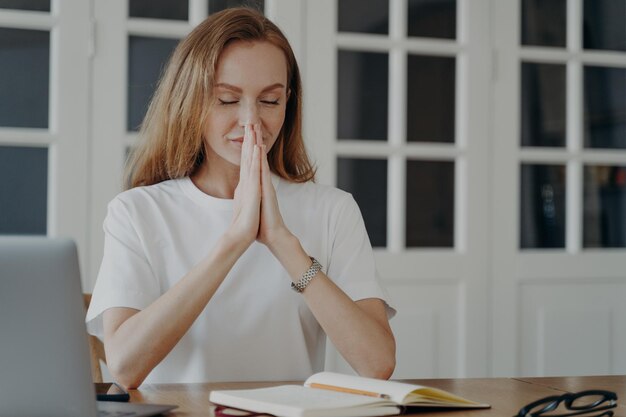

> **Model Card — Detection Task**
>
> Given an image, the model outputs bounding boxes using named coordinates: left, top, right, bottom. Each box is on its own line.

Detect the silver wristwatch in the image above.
left=290, top=257, right=322, bottom=293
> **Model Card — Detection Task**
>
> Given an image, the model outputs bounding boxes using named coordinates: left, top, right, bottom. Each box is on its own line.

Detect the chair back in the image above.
left=83, top=294, right=105, bottom=383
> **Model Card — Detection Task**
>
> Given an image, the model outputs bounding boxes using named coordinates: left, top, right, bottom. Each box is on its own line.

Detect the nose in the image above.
left=238, top=100, right=260, bottom=126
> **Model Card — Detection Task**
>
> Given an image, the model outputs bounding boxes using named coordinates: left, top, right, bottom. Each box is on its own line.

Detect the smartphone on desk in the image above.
left=95, top=382, right=130, bottom=402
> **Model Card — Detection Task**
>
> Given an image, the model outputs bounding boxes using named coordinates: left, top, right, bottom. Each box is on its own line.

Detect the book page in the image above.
left=304, top=372, right=488, bottom=407
left=304, top=372, right=421, bottom=404
left=210, top=385, right=401, bottom=417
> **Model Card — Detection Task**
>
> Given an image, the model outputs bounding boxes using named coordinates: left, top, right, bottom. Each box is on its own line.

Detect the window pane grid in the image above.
left=335, top=0, right=463, bottom=251
left=518, top=0, right=626, bottom=252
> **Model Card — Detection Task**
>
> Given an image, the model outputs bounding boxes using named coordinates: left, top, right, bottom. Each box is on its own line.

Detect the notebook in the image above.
left=0, top=236, right=176, bottom=417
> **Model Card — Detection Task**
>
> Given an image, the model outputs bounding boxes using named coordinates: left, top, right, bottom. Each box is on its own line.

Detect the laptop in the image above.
left=0, top=236, right=176, bottom=417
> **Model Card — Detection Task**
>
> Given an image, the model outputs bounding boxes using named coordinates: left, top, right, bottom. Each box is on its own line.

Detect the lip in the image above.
left=228, top=137, right=244, bottom=146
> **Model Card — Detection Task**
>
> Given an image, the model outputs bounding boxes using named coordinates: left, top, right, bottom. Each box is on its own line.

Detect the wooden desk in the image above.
left=131, top=376, right=625, bottom=417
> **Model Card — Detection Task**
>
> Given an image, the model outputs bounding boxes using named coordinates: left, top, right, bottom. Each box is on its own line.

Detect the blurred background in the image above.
left=1, top=0, right=625, bottom=379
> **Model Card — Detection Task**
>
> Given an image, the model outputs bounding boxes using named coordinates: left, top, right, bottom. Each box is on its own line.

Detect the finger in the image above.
left=240, top=124, right=251, bottom=178
left=260, top=144, right=270, bottom=184
left=254, top=123, right=263, bottom=147
left=260, top=144, right=276, bottom=201
left=250, top=144, right=261, bottom=183
left=247, top=123, right=256, bottom=148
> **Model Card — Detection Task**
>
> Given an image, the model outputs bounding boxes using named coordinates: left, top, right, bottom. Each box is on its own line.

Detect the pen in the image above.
left=309, top=383, right=391, bottom=399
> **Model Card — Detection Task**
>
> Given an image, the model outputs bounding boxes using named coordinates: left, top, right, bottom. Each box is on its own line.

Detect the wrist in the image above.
left=266, top=232, right=316, bottom=284
left=265, top=227, right=297, bottom=255
left=220, top=230, right=253, bottom=256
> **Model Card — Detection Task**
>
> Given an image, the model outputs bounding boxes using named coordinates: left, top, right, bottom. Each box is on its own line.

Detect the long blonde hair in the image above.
left=125, top=7, right=315, bottom=189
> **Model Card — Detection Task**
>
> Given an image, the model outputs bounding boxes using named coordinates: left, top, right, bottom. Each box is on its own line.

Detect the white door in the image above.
left=0, top=1, right=90, bottom=284
left=492, top=0, right=626, bottom=376
left=305, top=0, right=492, bottom=378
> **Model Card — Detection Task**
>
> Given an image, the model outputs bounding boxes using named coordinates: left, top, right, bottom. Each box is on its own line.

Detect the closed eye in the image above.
left=261, top=100, right=280, bottom=105
left=218, top=99, right=238, bottom=105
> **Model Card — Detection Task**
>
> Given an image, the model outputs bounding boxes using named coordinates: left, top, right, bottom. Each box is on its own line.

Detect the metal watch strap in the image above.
left=290, top=257, right=322, bottom=293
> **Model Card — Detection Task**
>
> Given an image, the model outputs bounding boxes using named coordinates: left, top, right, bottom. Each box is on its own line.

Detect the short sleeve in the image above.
left=326, top=194, right=396, bottom=319
left=85, top=196, right=161, bottom=339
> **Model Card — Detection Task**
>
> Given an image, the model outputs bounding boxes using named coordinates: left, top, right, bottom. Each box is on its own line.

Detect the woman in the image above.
left=86, top=7, right=395, bottom=388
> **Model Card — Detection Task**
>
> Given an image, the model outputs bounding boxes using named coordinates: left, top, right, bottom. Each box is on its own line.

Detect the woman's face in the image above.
left=203, top=40, right=289, bottom=167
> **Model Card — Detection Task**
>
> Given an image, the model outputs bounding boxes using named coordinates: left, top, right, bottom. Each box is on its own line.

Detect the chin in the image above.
left=225, top=154, right=242, bottom=167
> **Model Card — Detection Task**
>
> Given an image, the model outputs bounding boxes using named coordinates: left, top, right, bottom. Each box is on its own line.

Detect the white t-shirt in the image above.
left=86, top=175, right=394, bottom=383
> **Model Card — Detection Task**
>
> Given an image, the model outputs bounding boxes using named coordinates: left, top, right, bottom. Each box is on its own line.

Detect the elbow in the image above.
left=374, top=333, right=396, bottom=380
left=377, top=336, right=397, bottom=380
left=373, top=355, right=396, bottom=380
left=116, top=375, right=143, bottom=391
left=359, top=357, right=395, bottom=380
left=106, top=355, right=145, bottom=390
left=360, top=342, right=396, bottom=380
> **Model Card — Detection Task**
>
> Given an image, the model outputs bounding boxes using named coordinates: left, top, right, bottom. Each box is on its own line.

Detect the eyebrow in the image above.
left=215, top=82, right=285, bottom=93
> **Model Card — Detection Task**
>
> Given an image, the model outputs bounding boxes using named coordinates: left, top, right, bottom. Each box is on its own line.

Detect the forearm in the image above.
left=268, top=233, right=396, bottom=379
left=105, top=233, right=248, bottom=388
left=305, top=276, right=395, bottom=379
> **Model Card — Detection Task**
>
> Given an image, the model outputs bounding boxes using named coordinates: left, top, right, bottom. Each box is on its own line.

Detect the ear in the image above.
left=286, top=88, right=291, bottom=100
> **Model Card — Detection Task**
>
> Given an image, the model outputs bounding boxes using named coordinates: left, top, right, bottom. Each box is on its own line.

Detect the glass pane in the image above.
left=583, top=66, right=626, bottom=149
left=584, top=165, right=626, bottom=248
left=0, top=28, right=49, bottom=128
left=128, top=36, right=180, bottom=131
left=407, top=0, right=456, bottom=39
left=337, top=50, right=388, bottom=141
left=521, top=62, right=566, bottom=147
left=0, top=0, right=49, bottom=11
left=521, top=0, right=566, bottom=47
left=209, top=0, right=264, bottom=14
left=337, top=158, right=387, bottom=247
left=406, top=160, right=454, bottom=247
left=583, top=0, right=626, bottom=52
left=129, top=0, right=188, bottom=20
left=407, top=55, right=455, bottom=143
left=520, top=164, right=566, bottom=248
left=338, top=0, right=389, bottom=35
left=0, top=146, right=47, bottom=235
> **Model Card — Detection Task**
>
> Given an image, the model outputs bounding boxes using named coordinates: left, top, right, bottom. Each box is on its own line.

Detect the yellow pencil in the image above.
left=309, top=383, right=390, bottom=399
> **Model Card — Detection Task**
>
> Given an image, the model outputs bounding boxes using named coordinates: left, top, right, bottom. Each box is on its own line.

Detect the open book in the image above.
left=209, top=372, right=490, bottom=417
